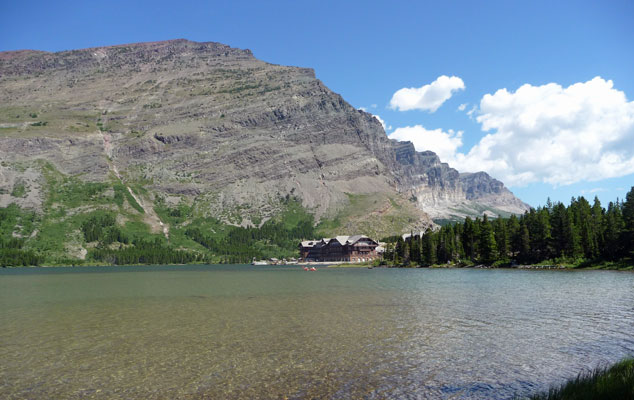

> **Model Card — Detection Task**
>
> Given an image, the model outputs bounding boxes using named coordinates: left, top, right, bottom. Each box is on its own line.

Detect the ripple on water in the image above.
left=0, top=267, right=633, bottom=399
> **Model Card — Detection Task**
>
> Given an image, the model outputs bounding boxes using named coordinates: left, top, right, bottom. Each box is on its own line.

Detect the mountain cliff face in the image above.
left=0, top=39, right=528, bottom=241
left=391, top=141, right=529, bottom=220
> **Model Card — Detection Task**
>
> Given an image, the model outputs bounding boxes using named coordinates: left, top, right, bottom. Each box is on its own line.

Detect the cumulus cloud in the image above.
left=390, top=75, right=465, bottom=112
left=389, top=77, right=634, bottom=187
left=458, top=103, right=467, bottom=111
left=465, top=77, right=634, bottom=186
left=389, top=125, right=463, bottom=164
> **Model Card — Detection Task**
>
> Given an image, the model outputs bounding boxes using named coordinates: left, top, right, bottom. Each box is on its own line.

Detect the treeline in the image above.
left=0, top=205, right=41, bottom=267
left=82, top=212, right=203, bottom=265
left=90, top=238, right=206, bottom=265
left=186, top=218, right=314, bottom=263
left=81, top=209, right=316, bottom=265
left=0, top=238, right=42, bottom=267
left=81, top=213, right=129, bottom=244
left=384, top=187, right=634, bottom=266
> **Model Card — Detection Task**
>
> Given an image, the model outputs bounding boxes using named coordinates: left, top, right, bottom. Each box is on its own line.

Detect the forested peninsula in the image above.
left=382, top=187, right=634, bottom=270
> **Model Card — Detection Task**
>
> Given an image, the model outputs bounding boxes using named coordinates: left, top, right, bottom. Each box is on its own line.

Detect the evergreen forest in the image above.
left=383, top=187, right=634, bottom=268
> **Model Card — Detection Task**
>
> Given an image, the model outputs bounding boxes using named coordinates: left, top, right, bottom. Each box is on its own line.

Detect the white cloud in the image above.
left=389, top=77, right=634, bottom=187
left=466, top=77, right=634, bottom=186
left=390, top=75, right=465, bottom=112
left=458, top=103, right=467, bottom=111
left=581, top=188, right=607, bottom=195
left=389, top=125, right=463, bottom=163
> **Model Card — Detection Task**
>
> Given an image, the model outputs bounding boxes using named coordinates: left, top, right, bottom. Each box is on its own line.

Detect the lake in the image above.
left=1, top=265, right=633, bottom=399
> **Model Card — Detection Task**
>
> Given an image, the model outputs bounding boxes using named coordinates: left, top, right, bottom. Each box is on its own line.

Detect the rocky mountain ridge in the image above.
left=0, top=39, right=529, bottom=243
left=391, top=140, right=529, bottom=220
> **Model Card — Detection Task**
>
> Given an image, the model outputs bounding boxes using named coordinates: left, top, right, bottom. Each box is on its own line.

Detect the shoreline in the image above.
left=524, top=358, right=634, bottom=399
left=2, top=260, right=632, bottom=270
left=375, top=263, right=633, bottom=271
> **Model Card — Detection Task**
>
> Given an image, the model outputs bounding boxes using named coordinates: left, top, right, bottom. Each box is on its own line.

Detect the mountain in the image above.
left=391, top=141, right=530, bottom=222
left=0, top=39, right=529, bottom=263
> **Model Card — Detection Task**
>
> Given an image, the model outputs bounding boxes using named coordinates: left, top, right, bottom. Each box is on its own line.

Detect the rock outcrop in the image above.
left=0, top=39, right=528, bottom=230
left=391, top=140, right=530, bottom=220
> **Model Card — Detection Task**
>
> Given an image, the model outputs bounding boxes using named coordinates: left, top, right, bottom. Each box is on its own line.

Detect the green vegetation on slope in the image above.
left=0, top=204, right=42, bottom=266
left=0, top=163, right=321, bottom=266
left=180, top=197, right=315, bottom=263
left=316, top=192, right=426, bottom=239
left=524, top=358, right=634, bottom=400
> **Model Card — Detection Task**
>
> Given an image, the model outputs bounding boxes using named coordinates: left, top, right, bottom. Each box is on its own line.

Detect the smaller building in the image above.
left=299, top=235, right=380, bottom=262
left=402, top=231, right=426, bottom=241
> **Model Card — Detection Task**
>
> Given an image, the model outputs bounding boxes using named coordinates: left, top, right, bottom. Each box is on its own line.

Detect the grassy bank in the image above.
left=523, top=358, right=634, bottom=400
left=573, top=259, right=634, bottom=271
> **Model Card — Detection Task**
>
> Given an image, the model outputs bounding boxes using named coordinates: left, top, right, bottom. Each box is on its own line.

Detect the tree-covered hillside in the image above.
left=0, top=165, right=317, bottom=266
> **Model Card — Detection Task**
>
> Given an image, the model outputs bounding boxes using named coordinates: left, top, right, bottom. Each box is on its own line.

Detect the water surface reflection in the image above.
left=1, top=266, right=632, bottom=399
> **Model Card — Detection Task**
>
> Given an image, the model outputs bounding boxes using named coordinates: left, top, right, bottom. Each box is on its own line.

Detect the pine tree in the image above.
left=550, top=202, right=568, bottom=258
left=603, top=201, right=624, bottom=260
left=621, top=187, right=634, bottom=258
left=394, top=237, right=404, bottom=265
left=564, top=206, right=582, bottom=259
left=494, top=217, right=509, bottom=260
left=591, top=196, right=605, bottom=255
left=453, top=223, right=465, bottom=262
left=518, top=220, right=531, bottom=263
left=507, top=214, right=521, bottom=259
left=402, top=241, right=410, bottom=265
left=479, top=215, right=497, bottom=264
left=422, top=229, right=437, bottom=265
left=575, top=196, right=597, bottom=259
left=409, top=236, right=421, bottom=264
left=535, top=208, right=553, bottom=260
left=445, top=225, right=457, bottom=262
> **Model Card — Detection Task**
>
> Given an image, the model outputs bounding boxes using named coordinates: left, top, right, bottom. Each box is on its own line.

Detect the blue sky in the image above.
left=2, top=0, right=633, bottom=207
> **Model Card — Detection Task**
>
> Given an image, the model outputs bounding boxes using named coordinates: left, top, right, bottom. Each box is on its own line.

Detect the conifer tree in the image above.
left=507, top=214, right=521, bottom=258
left=518, top=220, right=531, bottom=263
left=550, top=202, right=567, bottom=258
left=479, top=215, right=497, bottom=264
left=575, top=196, right=597, bottom=258
left=603, top=201, right=624, bottom=260
left=494, top=216, right=509, bottom=260
left=422, top=229, right=437, bottom=265
left=621, top=187, right=634, bottom=257
left=591, top=196, right=605, bottom=255
left=462, top=217, right=476, bottom=260
left=564, top=206, right=582, bottom=259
